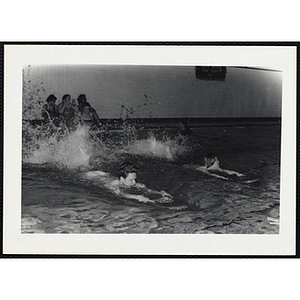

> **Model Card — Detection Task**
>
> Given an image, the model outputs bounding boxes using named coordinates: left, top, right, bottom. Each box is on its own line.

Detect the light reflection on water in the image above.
left=22, top=162, right=280, bottom=234
left=21, top=172, right=191, bottom=234
left=21, top=125, right=281, bottom=234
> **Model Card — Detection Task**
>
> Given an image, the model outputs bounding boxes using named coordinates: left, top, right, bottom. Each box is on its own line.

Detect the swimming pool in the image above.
left=21, top=124, right=280, bottom=234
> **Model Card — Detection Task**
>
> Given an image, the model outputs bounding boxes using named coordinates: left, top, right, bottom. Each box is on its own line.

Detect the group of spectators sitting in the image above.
left=42, top=94, right=101, bottom=130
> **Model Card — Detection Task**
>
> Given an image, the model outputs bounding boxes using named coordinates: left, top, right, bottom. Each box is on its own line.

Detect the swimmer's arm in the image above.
left=195, top=166, right=229, bottom=180
left=206, top=172, right=230, bottom=180
left=134, top=183, right=173, bottom=198
left=196, top=165, right=210, bottom=172
left=147, top=188, right=173, bottom=198
left=121, top=192, right=154, bottom=203
left=106, top=183, right=153, bottom=203
left=208, top=167, right=244, bottom=177
left=222, top=169, right=244, bottom=177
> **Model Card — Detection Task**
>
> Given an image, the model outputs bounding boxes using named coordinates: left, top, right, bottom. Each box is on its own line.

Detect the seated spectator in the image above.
left=57, top=94, right=76, bottom=129
left=81, top=103, right=101, bottom=128
left=76, top=94, right=101, bottom=127
left=42, top=94, right=59, bottom=126
left=77, top=94, right=99, bottom=116
left=77, top=94, right=88, bottom=112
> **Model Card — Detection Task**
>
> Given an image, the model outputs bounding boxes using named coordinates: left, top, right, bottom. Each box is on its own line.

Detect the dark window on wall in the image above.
left=195, top=66, right=227, bottom=81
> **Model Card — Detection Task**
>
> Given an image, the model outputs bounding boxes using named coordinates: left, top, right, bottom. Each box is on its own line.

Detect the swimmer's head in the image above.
left=204, top=153, right=218, bottom=168
left=118, top=163, right=139, bottom=187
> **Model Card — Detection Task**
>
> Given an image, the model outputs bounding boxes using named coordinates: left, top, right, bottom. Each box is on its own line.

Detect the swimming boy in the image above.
left=196, top=153, right=244, bottom=179
left=83, top=163, right=173, bottom=203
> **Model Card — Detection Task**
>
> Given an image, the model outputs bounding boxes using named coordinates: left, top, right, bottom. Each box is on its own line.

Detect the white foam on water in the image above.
left=126, top=134, right=188, bottom=160
left=23, top=123, right=189, bottom=169
left=23, top=125, right=95, bottom=168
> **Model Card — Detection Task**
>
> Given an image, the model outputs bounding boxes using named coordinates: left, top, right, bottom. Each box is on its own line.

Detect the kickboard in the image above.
left=183, top=164, right=262, bottom=184
left=229, top=175, right=262, bottom=184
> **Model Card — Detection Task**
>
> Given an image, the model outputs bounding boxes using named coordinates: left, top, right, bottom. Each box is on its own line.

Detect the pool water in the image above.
left=22, top=125, right=280, bottom=234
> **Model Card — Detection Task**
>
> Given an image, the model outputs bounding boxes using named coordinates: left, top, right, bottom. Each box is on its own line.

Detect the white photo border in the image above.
left=3, top=44, right=297, bottom=255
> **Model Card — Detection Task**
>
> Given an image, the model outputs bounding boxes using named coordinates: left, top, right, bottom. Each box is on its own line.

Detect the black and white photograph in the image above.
left=3, top=44, right=296, bottom=255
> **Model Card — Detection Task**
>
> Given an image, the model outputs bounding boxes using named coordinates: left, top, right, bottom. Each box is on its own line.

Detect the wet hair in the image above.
left=46, top=94, right=57, bottom=103
left=204, top=153, right=217, bottom=168
left=118, top=163, right=138, bottom=179
left=62, top=94, right=71, bottom=101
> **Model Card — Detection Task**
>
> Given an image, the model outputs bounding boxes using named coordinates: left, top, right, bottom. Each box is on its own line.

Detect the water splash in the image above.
left=22, top=65, right=49, bottom=120
left=126, top=134, right=187, bottom=160
left=23, top=121, right=189, bottom=169
left=23, top=125, right=95, bottom=168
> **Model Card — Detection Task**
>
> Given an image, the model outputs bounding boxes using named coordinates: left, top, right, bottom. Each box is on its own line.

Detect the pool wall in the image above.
left=24, top=65, right=282, bottom=120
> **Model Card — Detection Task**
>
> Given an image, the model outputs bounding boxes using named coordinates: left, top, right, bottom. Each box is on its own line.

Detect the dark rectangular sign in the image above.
left=195, top=66, right=227, bottom=81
